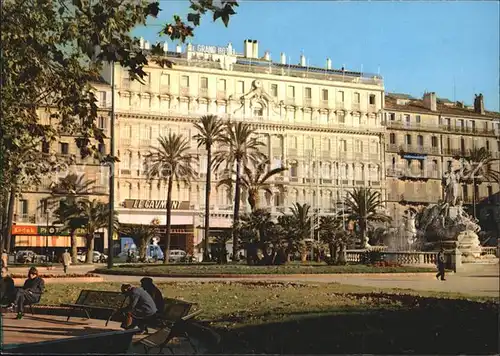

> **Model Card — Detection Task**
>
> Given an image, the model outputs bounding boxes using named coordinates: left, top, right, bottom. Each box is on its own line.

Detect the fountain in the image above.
left=415, top=169, right=483, bottom=258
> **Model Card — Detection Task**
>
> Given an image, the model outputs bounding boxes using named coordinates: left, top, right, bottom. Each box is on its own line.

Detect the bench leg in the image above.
left=105, top=311, right=116, bottom=327
left=83, top=308, right=91, bottom=320
left=29, top=304, right=34, bottom=315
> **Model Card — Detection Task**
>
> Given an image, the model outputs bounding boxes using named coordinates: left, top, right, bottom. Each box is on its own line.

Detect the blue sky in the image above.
left=133, top=1, right=500, bottom=111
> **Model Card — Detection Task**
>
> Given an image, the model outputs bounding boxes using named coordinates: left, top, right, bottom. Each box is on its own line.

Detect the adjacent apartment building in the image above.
left=384, top=92, right=500, bottom=230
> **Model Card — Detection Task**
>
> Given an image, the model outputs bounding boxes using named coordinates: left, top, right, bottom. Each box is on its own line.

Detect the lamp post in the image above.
left=107, top=62, right=115, bottom=269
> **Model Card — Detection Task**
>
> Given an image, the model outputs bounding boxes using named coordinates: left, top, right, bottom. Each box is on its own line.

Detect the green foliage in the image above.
left=360, top=250, right=386, bottom=265
left=462, top=147, right=500, bottom=184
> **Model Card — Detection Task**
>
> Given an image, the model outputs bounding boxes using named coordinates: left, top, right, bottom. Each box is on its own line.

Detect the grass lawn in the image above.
left=39, top=281, right=498, bottom=354
left=94, top=262, right=436, bottom=276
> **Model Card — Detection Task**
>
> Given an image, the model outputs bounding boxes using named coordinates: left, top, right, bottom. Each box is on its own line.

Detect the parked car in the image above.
left=77, top=251, right=108, bottom=263
left=168, top=249, right=186, bottom=263
left=15, top=250, right=36, bottom=264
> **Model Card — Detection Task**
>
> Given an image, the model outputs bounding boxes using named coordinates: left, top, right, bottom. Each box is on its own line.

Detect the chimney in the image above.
left=244, top=39, right=253, bottom=58
left=144, top=41, right=150, bottom=50
left=300, top=54, right=306, bottom=66
left=326, top=58, right=332, bottom=70
left=263, top=51, right=270, bottom=61
left=474, top=93, right=485, bottom=114
left=187, top=43, right=193, bottom=51
left=252, top=40, right=259, bottom=59
left=423, top=92, right=437, bottom=111
left=280, top=53, right=286, bottom=65
left=227, top=42, right=233, bottom=55
left=163, top=42, right=168, bottom=53
left=176, top=44, right=182, bottom=53
left=139, top=37, right=145, bottom=49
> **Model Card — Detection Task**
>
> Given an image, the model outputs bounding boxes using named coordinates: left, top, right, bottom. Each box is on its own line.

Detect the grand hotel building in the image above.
left=10, top=39, right=500, bottom=253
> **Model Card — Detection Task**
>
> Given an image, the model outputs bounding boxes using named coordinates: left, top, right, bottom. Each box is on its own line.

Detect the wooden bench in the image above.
left=61, top=290, right=128, bottom=326
left=136, top=309, right=204, bottom=354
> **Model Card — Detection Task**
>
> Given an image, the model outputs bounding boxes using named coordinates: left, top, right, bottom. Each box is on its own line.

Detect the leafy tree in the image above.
left=119, top=223, right=159, bottom=261
left=213, top=122, right=266, bottom=260
left=345, top=188, right=391, bottom=248
left=146, top=134, right=197, bottom=264
left=193, top=115, right=225, bottom=262
left=239, top=209, right=275, bottom=265
left=78, top=199, right=118, bottom=264
left=219, top=159, right=287, bottom=212
left=52, top=201, right=87, bottom=264
left=319, top=215, right=353, bottom=265
left=1, top=0, right=238, bottom=250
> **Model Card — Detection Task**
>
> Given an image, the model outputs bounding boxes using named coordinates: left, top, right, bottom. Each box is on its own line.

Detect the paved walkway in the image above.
left=8, top=263, right=499, bottom=298
left=1, top=313, right=205, bottom=354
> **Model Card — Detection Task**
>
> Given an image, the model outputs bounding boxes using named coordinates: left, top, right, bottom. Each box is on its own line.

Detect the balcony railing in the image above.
left=385, top=121, right=498, bottom=136
left=303, top=98, right=312, bottom=107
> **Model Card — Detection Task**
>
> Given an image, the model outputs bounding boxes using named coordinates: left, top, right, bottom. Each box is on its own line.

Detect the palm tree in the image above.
left=284, top=203, right=313, bottom=262
left=239, top=209, right=275, bottom=264
left=145, top=133, right=197, bottom=264
left=78, top=199, right=118, bottom=264
left=119, top=223, right=159, bottom=262
left=218, top=158, right=287, bottom=212
left=319, top=215, right=352, bottom=265
left=213, top=122, right=266, bottom=260
left=345, top=188, right=391, bottom=248
left=45, top=174, right=96, bottom=263
left=193, top=115, right=225, bottom=262
left=462, top=147, right=500, bottom=217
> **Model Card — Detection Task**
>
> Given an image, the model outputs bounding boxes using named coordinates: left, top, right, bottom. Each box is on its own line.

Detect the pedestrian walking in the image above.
left=1, top=249, right=8, bottom=268
left=62, top=249, right=71, bottom=274
left=436, top=247, right=446, bottom=281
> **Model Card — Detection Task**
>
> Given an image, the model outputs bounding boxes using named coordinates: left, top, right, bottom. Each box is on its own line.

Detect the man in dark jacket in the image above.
left=119, top=283, right=157, bottom=333
left=14, top=267, right=45, bottom=319
left=436, top=247, right=446, bottom=281
left=140, top=277, right=165, bottom=313
left=1, top=266, right=16, bottom=306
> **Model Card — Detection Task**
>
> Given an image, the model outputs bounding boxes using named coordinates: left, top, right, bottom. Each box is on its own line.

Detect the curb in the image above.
left=13, top=277, right=104, bottom=284
left=94, top=271, right=437, bottom=279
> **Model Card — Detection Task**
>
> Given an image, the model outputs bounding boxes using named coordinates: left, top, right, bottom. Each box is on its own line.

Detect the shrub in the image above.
left=360, top=251, right=385, bottom=265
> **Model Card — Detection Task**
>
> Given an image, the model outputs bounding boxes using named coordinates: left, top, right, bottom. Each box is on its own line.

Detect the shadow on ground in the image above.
left=210, top=296, right=498, bottom=354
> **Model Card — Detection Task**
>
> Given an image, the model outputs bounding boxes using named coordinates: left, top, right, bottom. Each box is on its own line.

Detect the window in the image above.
left=98, top=91, right=107, bottom=106
left=487, top=186, right=493, bottom=197
left=271, top=84, right=278, bottom=97
left=416, top=115, right=421, bottom=124
left=355, top=140, right=363, bottom=152
left=200, top=77, right=208, bottom=89
left=419, top=160, right=424, bottom=171
left=460, top=138, right=465, bottom=152
left=42, top=140, right=49, bottom=153
left=486, top=140, right=490, bottom=150
left=405, top=135, right=412, bottom=145
left=218, top=79, right=226, bottom=91
left=287, top=85, right=295, bottom=98
left=432, top=159, right=438, bottom=174
left=160, top=73, right=170, bottom=87
left=445, top=118, right=451, bottom=128
left=237, top=81, right=244, bottom=93
left=337, top=112, right=345, bottom=123
left=389, top=133, right=396, bottom=144
left=390, top=113, right=396, bottom=121
left=369, top=94, right=376, bottom=105
left=98, top=116, right=106, bottom=130
left=337, top=91, right=344, bottom=102
left=339, top=139, right=347, bottom=152
left=417, top=135, right=424, bottom=146
left=431, top=136, right=438, bottom=147
left=181, top=75, right=189, bottom=87
left=60, top=142, right=69, bottom=154
left=405, top=115, right=411, bottom=124
left=304, top=87, right=312, bottom=99
left=19, top=199, right=28, bottom=216
left=470, top=120, right=476, bottom=131
left=253, top=107, right=263, bottom=117
left=484, top=122, right=489, bottom=131
left=322, top=89, right=328, bottom=101
left=290, top=163, right=298, bottom=177
left=458, top=119, right=464, bottom=128
left=354, top=92, right=360, bottom=103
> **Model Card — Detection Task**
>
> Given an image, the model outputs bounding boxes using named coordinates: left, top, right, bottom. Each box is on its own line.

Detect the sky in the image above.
left=133, top=1, right=500, bottom=111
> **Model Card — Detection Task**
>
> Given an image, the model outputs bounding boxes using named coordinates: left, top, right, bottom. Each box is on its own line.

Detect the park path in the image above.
left=8, top=263, right=499, bottom=298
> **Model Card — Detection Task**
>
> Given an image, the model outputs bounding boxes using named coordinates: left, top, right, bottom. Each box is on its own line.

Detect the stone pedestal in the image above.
left=456, top=230, right=482, bottom=258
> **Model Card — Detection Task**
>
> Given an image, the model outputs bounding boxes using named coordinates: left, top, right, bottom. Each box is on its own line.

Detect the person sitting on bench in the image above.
left=119, top=283, right=157, bottom=334
left=1, top=266, right=16, bottom=306
left=13, top=267, right=45, bottom=319
left=140, top=277, right=165, bottom=313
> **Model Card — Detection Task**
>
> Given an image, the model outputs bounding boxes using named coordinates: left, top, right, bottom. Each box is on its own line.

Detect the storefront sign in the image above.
left=12, top=225, right=87, bottom=236
left=123, top=200, right=190, bottom=210
left=403, top=154, right=426, bottom=160
left=195, top=45, right=228, bottom=55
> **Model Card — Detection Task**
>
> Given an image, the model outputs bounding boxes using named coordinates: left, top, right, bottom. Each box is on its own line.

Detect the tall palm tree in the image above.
left=288, top=203, right=313, bottom=262
left=462, top=147, right=500, bottom=217
left=78, top=199, right=118, bottom=264
left=218, top=158, right=288, bottom=212
left=146, top=133, right=197, bottom=264
left=213, top=122, right=266, bottom=260
left=345, top=188, right=391, bottom=248
left=193, top=115, right=225, bottom=262
left=45, top=174, right=96, bottom=263
left=119, top=223, right=159, bottom=262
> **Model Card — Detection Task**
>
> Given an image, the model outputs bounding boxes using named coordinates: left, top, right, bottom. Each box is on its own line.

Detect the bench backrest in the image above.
left=76, top=290, right=128, bottom=308
left=161, top=298, right=193, bottom=322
